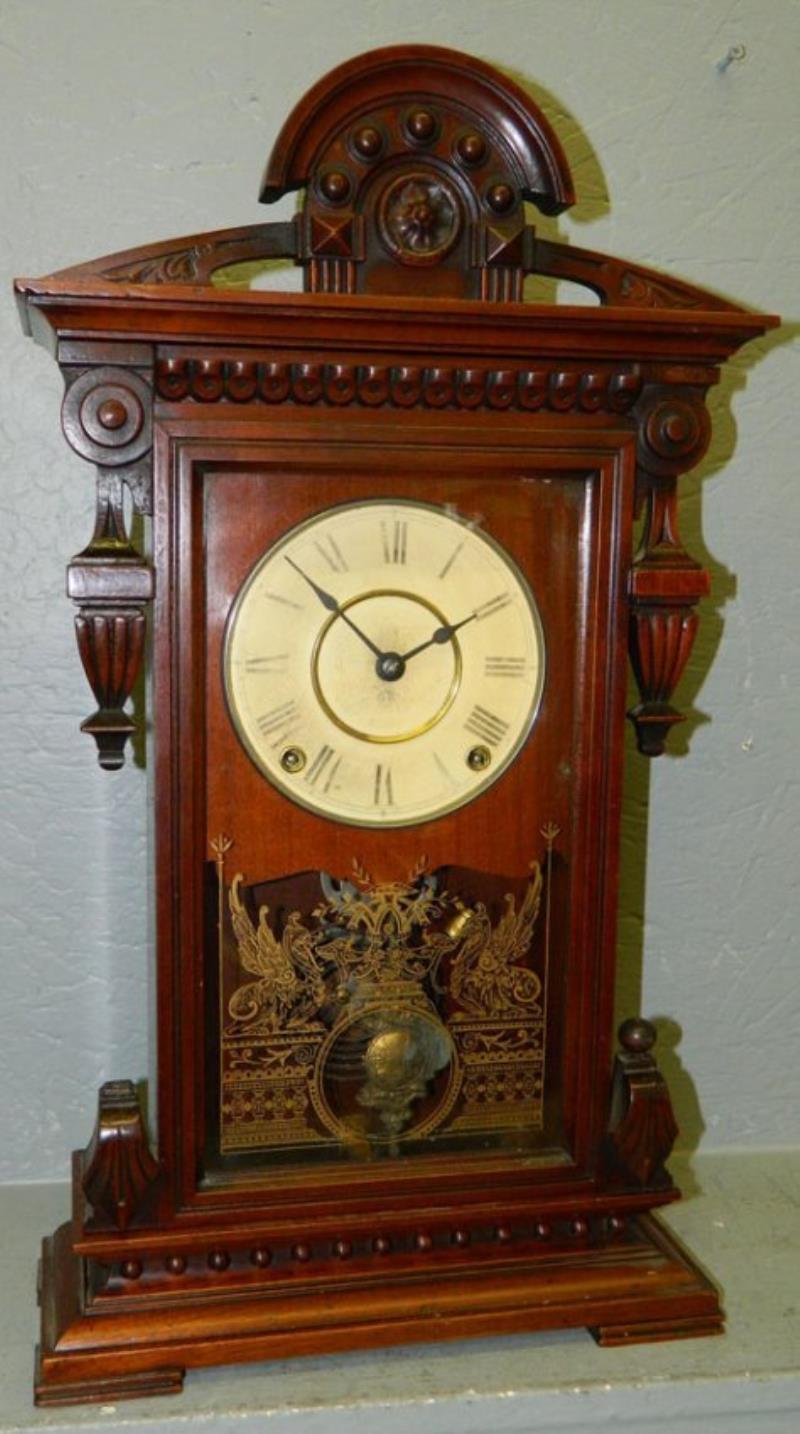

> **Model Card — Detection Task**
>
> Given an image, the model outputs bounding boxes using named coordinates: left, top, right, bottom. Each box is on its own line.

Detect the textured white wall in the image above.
left=0, top=0, right=797, bottom=1183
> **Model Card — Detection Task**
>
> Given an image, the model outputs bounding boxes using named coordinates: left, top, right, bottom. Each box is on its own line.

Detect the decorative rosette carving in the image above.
left=62, top=368, right=152, bottom=468
left=378, top=173, right=462, bottom=263
left=637, top=394, right=711, bottom=480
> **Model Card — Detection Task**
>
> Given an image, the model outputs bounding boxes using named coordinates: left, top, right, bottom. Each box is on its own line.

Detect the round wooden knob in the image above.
left=319, top=170, right=351, bottom=203
left=486, top=182, right=515, bottom=213
left=663, top=412, right=691, bottom=443
left=456, top=132, right=487, bottom=165
left=406, top=109, right=437, bottom=143
left=353, top=125, right=383, bottom=158
left=618, top=1016, right=656, bottom=1054
left=97, top=397, right=128, bottom=430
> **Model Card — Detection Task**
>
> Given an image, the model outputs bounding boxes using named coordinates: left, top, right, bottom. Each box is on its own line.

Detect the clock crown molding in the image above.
left=15, top=46, right=775, bottom=311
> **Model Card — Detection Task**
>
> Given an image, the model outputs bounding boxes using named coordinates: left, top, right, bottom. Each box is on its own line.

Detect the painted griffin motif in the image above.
left=227, top=874, right=326, bottom=1031
left=450, top=863, right=543, bottom=1018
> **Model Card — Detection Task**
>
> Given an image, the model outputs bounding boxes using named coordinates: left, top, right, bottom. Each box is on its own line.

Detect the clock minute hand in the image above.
left=283, top=555, right=384, bottom=660
left=401, top=611, right=478, bottom=664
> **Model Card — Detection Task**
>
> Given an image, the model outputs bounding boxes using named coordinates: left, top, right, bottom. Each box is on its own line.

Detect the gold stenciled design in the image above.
left=212, top=832, right=560, bottom=1158
left=449, top=863, right=543, bottom=1017
left=228, top=874, right=326, bottom=1030
left=310, top=858, right=455, bottom=999
left=446, top=823, right=559, bottom=1137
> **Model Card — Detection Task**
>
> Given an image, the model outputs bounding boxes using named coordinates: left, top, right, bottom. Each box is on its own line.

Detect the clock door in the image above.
left=158, top=415, right=633, bottom=1209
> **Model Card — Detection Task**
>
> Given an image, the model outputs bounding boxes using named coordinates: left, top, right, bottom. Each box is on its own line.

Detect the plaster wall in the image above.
left=0, top=0, right=796, bottom=1183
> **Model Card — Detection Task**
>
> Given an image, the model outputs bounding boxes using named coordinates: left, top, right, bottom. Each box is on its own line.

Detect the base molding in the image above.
left=590, top=1312, right=724, bottom=1346
left=35, top=1211, right=723, bottom=1406
left=34, top=1353, right=184, bottom=1408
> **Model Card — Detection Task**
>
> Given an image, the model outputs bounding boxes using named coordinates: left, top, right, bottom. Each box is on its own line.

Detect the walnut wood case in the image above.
left=14, top=45, right=776, bottom=1406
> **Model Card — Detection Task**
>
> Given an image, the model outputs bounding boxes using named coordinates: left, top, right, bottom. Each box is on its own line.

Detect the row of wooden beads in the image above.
left=118, top=1214, right=628, bottom=1280
left=155, top=357, right=643, bottom=413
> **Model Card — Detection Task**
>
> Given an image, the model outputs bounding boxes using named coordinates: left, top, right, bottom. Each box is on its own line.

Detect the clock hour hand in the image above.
left=283, top=555, right=384, bottom=659
left=400, top=611, right=478, bottom=664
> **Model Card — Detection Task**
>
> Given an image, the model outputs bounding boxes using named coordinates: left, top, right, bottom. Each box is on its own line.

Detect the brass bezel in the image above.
left=222, top=497, right=546, bottom=829
left=310, top=588, right=463, bottom=743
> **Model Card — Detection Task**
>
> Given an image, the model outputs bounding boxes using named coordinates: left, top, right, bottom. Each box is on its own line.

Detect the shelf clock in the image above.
left=15, top=45, right=776, bottom=1406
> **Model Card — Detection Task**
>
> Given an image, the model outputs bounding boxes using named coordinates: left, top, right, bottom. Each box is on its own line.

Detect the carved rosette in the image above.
left=61, top=362, right=154, bottom=769
left=605, top=1019, right=678, bottom=1188
left=629, top=389, right=712, bottom=756
left=82, top=1080, right=160, bottom=1232
left=377, top=173, right=462, bottom=264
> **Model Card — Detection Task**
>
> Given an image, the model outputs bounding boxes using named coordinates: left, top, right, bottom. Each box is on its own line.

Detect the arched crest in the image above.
left=259, top=45, right=575, bottom=300
left=260, top=44, right=575, bottom=214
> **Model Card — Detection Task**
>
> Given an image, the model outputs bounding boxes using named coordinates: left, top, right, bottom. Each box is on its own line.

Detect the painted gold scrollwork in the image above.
left=449, top=863, right=543, bottom=1018
left=227, top=874, right=326, bottom=1031
left=214, top=833, right=560, bottom=1157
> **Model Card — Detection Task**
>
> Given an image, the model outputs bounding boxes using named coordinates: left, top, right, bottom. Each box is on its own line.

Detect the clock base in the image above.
left=34, top=1212, right=723, bottom=1406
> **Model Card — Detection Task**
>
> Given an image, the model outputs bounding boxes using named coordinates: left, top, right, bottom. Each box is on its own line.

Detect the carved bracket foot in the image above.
left=590, top=1312, right=723, bottom=1346
left=81, top=1080, right=160, bottom=1232
left=605, top=1018, right=678, bottom=1189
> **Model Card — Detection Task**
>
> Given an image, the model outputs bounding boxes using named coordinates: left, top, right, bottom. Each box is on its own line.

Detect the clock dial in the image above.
left=223, top=500, right=544, bottom=826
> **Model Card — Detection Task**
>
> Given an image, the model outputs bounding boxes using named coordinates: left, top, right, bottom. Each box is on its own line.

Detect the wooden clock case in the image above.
left=15, top=45, right=776, bottom=1406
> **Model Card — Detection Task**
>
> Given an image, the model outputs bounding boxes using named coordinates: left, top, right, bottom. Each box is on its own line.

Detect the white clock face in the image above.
left=223, top=500, right=544, bottom=827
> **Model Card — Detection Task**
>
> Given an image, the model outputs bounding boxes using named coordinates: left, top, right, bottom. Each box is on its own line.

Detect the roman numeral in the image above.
left=263, top=590, right=304, bottom=610
left=373, top=763, right=394, bottom=807
left=474, top=592, right=512, bottom=621
left=438, top=540, right=464, bottom=580
left=484, top=656, right=527, bottom=678
left=305, top=744, right=339, bottom=791
left=465, top=704, right=509, bottom=747
left=381, top=519, right=407, bottom=565
left=244, top=654, right=289, bottom=674
left=314, top=535, right=348, bottom=573
left=433, top=752, right=457, bottom=788
left=256, top=700, right=299, bottom=737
